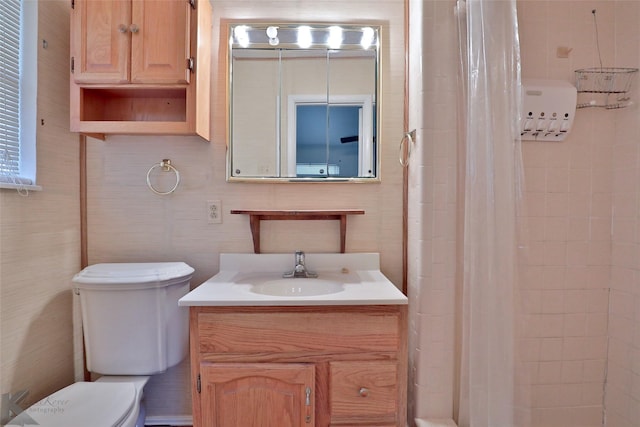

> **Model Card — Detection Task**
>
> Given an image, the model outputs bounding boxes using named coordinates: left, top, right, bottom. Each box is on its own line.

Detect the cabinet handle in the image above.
left=129, top=24, right=139, bottom=34
left=359, top=387, right=369, bottom=397
left=117, top=24, right=128, bottom=33
left=305, top=387, right=312, bottom=423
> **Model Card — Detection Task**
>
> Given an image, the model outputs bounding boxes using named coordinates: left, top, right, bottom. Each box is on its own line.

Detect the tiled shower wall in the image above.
left=518, top=2, right=615, bottom=425
left=408, top=0, right=459, bottom=420
left=607, top=2, right=640, bottom=426
left=411, top=1, right=639, bottom=426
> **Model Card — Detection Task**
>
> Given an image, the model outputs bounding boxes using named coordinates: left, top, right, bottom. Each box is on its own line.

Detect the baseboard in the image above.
left=144, top=415, right=193, bottom=426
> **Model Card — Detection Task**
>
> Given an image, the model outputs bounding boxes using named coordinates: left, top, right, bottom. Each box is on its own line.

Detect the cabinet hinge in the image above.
left=188, top=0, right=195, bottom=9
left=197, top=374, right=201, bottom=394
left=71, top=57, right=74, bottom=73
left=187, top=57, right=195, bottom=73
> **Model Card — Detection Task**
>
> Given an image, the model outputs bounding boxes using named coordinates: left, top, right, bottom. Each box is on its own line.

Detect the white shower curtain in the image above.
left=455, top=0, right=526, bottom=426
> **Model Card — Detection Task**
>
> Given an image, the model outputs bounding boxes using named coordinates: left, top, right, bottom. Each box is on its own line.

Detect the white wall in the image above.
left=407, top=0, right=460, bottom=420
left=518, top=2, right=616, bottom=425
left=607, top=2, right=640, bottom=426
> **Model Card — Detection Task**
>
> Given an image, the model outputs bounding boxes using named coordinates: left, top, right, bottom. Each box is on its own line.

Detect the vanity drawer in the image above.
left=329, top=361, right=398, bottom=424
left=196, top=309, right=401, bottom=355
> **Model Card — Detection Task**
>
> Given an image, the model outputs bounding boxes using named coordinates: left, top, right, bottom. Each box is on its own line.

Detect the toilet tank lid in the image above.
left=73, top=262, right=195, bottom=287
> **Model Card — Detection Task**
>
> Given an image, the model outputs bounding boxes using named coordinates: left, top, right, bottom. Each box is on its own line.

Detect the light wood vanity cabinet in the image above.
left=70, top=0, right=210, bottom=139
left=189, top=306, right=407, bottom=427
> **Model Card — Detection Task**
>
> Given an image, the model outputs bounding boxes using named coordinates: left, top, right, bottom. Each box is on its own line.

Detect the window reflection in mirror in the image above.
left=228, top=24, right=380, bottom=182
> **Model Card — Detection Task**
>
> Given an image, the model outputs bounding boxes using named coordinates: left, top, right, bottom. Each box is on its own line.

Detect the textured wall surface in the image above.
left=0, top=0, right=81, bottom=408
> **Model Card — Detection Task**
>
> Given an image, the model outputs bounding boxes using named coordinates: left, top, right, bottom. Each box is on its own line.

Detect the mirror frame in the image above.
left=226, top=23, right=382, bottom=183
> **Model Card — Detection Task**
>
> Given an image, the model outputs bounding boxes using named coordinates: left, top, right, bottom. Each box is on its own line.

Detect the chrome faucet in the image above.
left=283, top=250, right=318, bottom=278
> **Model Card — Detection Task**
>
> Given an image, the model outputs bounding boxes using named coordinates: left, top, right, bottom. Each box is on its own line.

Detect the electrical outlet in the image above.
left=207, top=200, right=222, bottom=224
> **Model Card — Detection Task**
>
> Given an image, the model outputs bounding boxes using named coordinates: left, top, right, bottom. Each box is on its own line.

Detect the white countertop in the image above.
left=178, top=253, right=408, bottom=307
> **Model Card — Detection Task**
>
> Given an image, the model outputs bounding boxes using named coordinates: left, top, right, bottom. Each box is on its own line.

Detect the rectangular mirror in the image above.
left=228, top=24, right=380, bottom=182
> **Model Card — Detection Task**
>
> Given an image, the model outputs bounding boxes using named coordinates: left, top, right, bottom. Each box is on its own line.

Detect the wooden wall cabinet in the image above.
left=189, top=306, right=408, bottom=427
left=70, top=0, right=211, bottom=139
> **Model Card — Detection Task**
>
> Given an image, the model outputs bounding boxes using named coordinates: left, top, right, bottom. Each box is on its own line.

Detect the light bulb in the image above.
left=233, top=25, right=250, bottom=48
left=361, top=27, right=375, bottom=49
left=266, top=26, right=279, bottom=46
left=266, top=26, right=278, bottom=39
left=328, top=26, right=343, bottom=49
left=297, top=26, right=312, bottom=48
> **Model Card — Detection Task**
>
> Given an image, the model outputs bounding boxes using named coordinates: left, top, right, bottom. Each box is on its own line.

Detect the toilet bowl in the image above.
left=8, top=377, right=148, bottom=427
left=8, top=262, right=194, bottom=427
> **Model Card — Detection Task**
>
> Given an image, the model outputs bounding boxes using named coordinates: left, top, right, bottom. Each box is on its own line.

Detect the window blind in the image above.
left=0, top=0, right=23, bottom=180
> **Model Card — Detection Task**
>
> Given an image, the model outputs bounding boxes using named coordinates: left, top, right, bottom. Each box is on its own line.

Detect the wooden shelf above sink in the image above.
left=230, top=210, right=365, bottom=254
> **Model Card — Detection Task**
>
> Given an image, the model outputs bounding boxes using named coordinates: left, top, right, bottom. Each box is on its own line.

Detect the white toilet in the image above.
left=8, top=262, right=194, bottom=427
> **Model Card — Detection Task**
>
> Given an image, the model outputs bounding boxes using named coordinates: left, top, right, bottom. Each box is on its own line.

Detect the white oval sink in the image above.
left=250, top=278, right=344, bottom=297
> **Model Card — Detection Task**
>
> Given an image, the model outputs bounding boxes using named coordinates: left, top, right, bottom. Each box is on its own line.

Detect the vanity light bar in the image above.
left=230, top=24, right=378, bottom=50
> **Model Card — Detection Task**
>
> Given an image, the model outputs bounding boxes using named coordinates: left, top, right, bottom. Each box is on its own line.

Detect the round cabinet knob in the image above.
left=117, top=24, right=128, bottom=33
left=129, top=24, right=139, bottom=33
left=358, top=387, right=369, bottom=397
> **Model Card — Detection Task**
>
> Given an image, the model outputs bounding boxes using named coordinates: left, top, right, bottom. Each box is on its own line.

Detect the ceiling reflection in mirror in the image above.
left=228, top=24, right=380, bottom=182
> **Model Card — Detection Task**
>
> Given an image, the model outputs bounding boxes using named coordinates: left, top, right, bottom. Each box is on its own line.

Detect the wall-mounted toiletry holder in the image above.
left=521, top=79, right=577, bottom=142
left=575, top=67, right=639, bottom=109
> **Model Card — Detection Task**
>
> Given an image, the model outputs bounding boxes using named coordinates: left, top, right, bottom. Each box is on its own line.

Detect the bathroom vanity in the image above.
left=179, top=253, right=408, bottom=427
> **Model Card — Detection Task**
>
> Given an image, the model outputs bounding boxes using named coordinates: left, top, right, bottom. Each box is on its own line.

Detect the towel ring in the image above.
left=146, top=159, right=180, bottom=195
left=399, top=130, right=416, bottom=167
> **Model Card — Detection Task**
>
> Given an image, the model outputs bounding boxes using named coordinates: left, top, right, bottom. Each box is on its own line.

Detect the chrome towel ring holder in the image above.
left=399, top=130, right=416, bottom=167
left=146, top=159, right=180, bottom=195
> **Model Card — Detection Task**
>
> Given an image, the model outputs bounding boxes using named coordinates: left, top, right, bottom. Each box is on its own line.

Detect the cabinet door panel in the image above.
left=201, top=363, right=315, bottom=427
left=130, top=0, right=190, bottom=84
left=72, top=0, right=130, bottom=83
left=329, top=361, right=398, bottom=424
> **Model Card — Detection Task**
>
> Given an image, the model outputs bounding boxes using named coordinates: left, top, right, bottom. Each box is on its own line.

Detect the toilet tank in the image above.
left=73, top=262, right=195, bottom=375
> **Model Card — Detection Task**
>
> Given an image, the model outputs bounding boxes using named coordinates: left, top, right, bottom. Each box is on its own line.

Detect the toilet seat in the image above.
left=8, top=382, right=136, bottom=427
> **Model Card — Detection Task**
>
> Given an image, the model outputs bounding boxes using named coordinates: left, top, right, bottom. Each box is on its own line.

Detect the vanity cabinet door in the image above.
left=329, top=361, right=398, bottom=425
left=200, top=362, right=315, bottom=427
